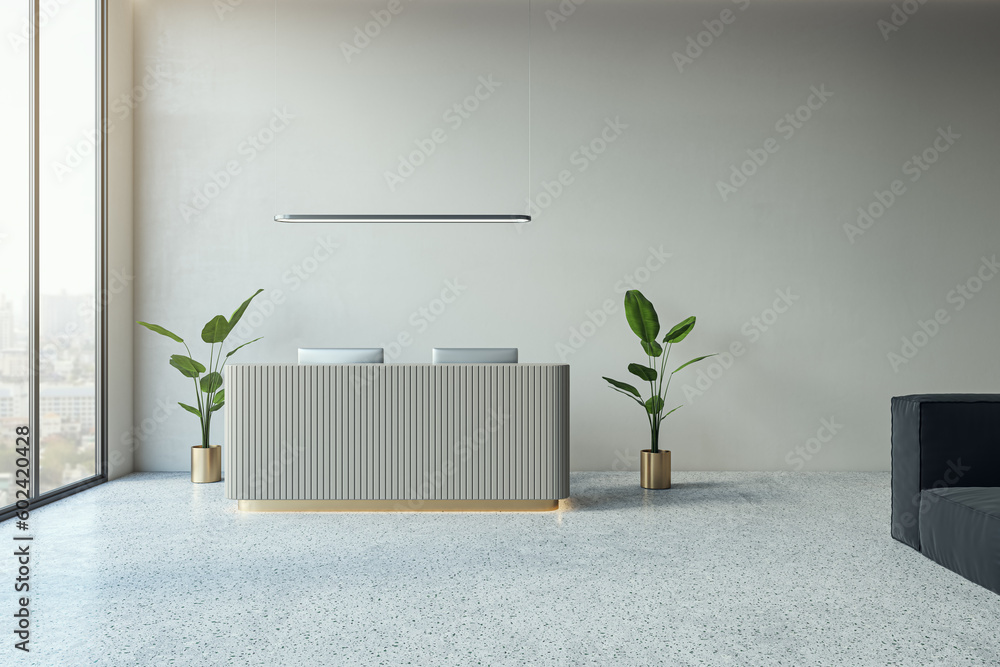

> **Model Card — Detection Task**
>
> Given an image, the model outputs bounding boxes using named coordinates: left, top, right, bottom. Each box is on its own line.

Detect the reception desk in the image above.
left=224, top=364, right=570, bottom=511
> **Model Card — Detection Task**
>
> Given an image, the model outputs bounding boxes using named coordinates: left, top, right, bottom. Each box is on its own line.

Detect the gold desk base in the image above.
left=238, top=499, right=559, bottom=513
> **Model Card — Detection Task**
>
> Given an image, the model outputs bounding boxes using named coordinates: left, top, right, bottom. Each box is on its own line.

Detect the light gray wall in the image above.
left=106, top=0, right=134, bottom=480
left=132, top=0, right=1000, bottom=473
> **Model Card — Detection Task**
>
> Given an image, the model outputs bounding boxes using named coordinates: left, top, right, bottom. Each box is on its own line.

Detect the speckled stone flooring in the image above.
left=10, top=472, right=1000, bottom=666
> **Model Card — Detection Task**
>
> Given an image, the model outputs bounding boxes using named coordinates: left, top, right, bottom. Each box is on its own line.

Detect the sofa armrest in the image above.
left=891, top=394, right=1000, bottom=549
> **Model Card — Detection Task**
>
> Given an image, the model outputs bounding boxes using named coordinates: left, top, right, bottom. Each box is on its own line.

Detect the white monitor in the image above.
left=432, top=348, right=518, bottom=364
left=298, top=348, right=384, bottom=364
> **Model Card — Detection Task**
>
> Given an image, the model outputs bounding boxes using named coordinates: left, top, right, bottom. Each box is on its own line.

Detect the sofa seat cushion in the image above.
left=919, top=487, right=1000, bottom=594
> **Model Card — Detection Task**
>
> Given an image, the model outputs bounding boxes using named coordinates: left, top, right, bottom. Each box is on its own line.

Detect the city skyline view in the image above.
left=0, top=0, right=99, bottom=507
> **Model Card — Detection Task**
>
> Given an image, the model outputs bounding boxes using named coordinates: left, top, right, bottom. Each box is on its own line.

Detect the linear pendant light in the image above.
left=275, top=214, right=530, bottom=223
left=274, top=0, right=531, bottom=225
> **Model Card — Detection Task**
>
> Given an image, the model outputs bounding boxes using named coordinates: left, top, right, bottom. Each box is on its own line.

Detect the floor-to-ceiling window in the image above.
left=0, top=0, right=105, bottom=520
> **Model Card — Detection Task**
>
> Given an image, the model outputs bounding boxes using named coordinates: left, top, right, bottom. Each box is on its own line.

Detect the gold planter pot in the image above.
left=191, top=445, right=221, bottom=483
left=640, top=449, right=671, bottom=489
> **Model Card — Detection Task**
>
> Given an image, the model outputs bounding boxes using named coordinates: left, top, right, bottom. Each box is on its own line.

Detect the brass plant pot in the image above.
left=640, top=449, right=671, bottom=489
left=191, top=445, right=221, bottom=483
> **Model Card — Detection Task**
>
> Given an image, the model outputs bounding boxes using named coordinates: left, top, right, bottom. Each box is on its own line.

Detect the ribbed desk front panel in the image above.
left=225, top=364, right=570, bottom=501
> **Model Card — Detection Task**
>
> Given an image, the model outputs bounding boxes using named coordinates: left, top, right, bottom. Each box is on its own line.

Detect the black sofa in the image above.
left=891, top=395, right=1000, bottom=594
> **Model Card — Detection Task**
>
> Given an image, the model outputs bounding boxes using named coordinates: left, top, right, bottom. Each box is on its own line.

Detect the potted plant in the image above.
left=603, top=290, right=715, bottom=489
left=137, top=289, right=264, bottom=483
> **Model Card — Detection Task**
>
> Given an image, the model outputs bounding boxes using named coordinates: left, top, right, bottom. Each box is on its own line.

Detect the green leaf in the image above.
left=603, top=377, right=640, bottom=398
left=227, top=289, right=265, bottom=333
left=225, top=337, right=263, bottom=359
left=169, top=354, right=206, bottom=378
left=624, top=290, right=660, bottom=344
left=209, top=401, right=225, bottom=412
left=178, top=402, right=202, bottom=418
left=645, top=395, right=665, bottom=415
left=641, top=339, right=663, bottom=358
left=202, top=289, right=264, bottom=344
left=664, top=316, right=696, bottom=343
left=201, top=315, right=231, bottom=344
left=663, top=405, right=683, bottom=418
left=213, top=390, right=225, bottom=405
left=627, top=363, right=657, bottom=382
left=137, top=321, right=184, bottom=343
left=200, top=372, right=223, bottom=394
left=673, top=354, right=717, bottom=374
left=609, top=387, right=644, bottom=405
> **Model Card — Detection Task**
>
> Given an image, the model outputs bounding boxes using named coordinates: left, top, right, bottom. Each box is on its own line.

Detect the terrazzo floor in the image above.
left=8, top=472, right=1000, bottom=666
